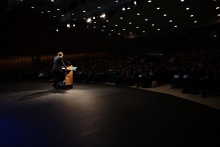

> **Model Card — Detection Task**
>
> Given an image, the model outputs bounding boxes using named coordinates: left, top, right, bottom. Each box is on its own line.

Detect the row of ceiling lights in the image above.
left=68, top=3, right=201, bottom=35
left=29, top=0, right=220, bottom=18
left=51, top=0, right=219, bottom=35
left=36, top=6, right=220, bottom=18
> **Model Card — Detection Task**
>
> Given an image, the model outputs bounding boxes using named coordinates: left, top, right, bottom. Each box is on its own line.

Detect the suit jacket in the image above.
left=52, top=56, right=67, bottom=72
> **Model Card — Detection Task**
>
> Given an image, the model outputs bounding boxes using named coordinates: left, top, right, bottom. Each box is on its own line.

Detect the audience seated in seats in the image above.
left=38, top=71, right=45, bottom=79
left=181, top=66, right=199, bottom=94
left=1, top=46, right=220, bottom=98
left=141, top=71, right=152, bottom=88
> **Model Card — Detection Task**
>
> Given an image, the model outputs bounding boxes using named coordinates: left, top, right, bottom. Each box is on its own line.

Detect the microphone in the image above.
left=65, top=59, right=72, bottom=65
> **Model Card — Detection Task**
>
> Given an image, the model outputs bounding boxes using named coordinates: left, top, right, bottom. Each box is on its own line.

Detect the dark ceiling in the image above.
left=1, top=0, right=220, bottom=39
left=0, top=0, right=7, bottom=14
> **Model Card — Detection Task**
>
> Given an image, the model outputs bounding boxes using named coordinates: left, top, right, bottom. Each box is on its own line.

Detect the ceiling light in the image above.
left=56, top=29, right=58, bottom=32
left=115, top=0, right=118, bottom=2
left=93, top=26, right=96, bottom=28
left=109, top=34, right=111, bottom=35
left=127, top=7, right=130, bottom=10
left=57, top=9, right=60, bottom=10
left=41, top=12, right=44, bottom=13
left=143, top=31, right=145, bottom=33
left=169, top=20, right=172, bottom=22
left=53, top=16, right=56, bottom=17
left=111, top=30, right=113, bottom=31
left=51, top=0, right=54, bottom=2
left=123, top=29, right=125, bottom=30
left=148, top=0, right=151, bottom=3
left=158, top=29, right=160, bottom=30
left=83, top=11, right=86, bottom=12
left=103, top=26, right=106, bottom=27
left=137, top=13, right=140, bottom=15
left=93, top=17, right=96, bottom=19
left=115, top=24, right=118, bottom=26
left=62, top=15, right=64, bottom=16
left=145, top=19, right=148, bottom=21
left=181, top=0, right=184, bottom=2
left=164, top=14, right=167, bottom=16
left=174, top=25, right=177, bottom=27
left=216, top=7, right=219, bottom=9
left=120, top=17, right=123, bottom=19
left=118, top=33, right=120, bottom=35
left=86, top=18, right=92, bottom=23
left=73, top=24, right=75, bottom=27
left=106, top=20, right=109, bottom=22
left=186, top=8, right=189, bottom=10
left=157, top=7, right=160, bottom=10
left=72, top=13, right=74, bottom=15
left=130, top=32, right=132, bottom=34
left=31, top=7, right=34, bottom=9
left=190, top=15, right=194, bottom=17
left=122, top=4, right=128, bottom=11
left=129, top=22, right=132, bottom=24
left=218, top=14, right=220, bottom=16
left=102, top=30, right=104, bottom=32
left=87, top=26, right=89, bottom=28
left=67, top=24, right=70, bottom=28
left=47, top=11, right=50, bottom=12
left=194, top=21, right=197, bottom=23
left=132, top=0, right=140, bottom=6
left=152, top=24, right=154, bottom=26
left=134, top=1, right=137, bottom=5
left=100, top=13, right=106, bottom=19
left=98, top=7, right=101, bottom=9
left=94, top=22, right=96, bottom=23
left=136, top=27, right=139, bottom=29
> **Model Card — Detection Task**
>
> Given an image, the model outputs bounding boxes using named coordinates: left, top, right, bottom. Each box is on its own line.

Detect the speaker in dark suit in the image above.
left=52, top=52, right=67, bottom=89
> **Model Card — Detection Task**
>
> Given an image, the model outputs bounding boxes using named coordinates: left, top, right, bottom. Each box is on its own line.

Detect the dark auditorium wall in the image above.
left=125, top=23, right=220, bottom=53
left=0, top=52, right=109, bottom=72
left=0, top=56, right=32, bottom=72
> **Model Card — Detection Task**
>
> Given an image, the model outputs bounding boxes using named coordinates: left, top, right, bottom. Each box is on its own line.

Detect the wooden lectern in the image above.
left=65, top=65, right=73, bottom=88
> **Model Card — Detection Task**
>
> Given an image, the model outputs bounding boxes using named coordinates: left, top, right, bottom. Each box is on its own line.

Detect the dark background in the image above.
left=0, top=1, right=220, bottom=71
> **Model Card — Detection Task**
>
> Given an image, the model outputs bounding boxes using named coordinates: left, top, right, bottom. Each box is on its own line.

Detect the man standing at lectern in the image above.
left=52, top=52, right=67, bottom=89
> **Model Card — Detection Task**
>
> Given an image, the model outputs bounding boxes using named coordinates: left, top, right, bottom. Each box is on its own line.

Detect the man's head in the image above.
left=57, top=52, right=63, bottom=57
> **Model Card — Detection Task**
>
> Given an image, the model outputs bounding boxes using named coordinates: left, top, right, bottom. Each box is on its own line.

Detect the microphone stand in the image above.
left=65, top=59, right=72, bottom=65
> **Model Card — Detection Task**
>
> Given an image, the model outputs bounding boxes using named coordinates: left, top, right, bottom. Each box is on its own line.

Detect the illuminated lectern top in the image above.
left=62, top=66, right=77, bottom=71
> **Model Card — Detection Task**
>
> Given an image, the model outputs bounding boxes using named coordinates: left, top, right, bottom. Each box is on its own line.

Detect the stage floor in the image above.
left=0, top=80, right=220, bottom=147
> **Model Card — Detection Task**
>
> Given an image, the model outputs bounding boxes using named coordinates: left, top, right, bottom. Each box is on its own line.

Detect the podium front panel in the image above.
left=65, top=65, right=73, bottom=86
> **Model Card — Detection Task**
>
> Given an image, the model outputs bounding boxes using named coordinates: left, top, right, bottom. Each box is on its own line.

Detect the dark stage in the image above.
left=0, top=80, right=220, bottom=147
